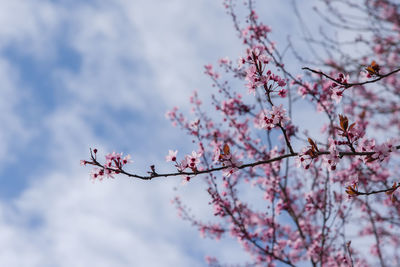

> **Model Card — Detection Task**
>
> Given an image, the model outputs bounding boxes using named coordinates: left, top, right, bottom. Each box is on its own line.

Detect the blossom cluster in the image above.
left=255, top=104, right=290, bottom=130
left=214, top=144, right=243, bottom=177
left=81, top=149, right=132, bottom=181
left=240, top=46, right=286, bottom=95
left=82, top=1, right=400, bottom=266
left=166, top=149, right=202, bottom=173
left=330, top=73, right=350, bottom=103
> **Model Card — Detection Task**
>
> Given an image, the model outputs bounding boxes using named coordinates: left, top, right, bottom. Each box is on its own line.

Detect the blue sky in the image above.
left=0, top=0, right=323, bottom=266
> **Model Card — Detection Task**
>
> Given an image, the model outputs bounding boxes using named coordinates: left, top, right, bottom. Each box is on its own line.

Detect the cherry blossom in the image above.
left=82, top=1, right=400, bottom=266
left=165, top=150, right=178, bottom=162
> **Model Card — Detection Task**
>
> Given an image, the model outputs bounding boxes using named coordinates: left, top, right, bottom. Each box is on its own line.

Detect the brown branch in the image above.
left=351, top=184, right=400, bottom=197
left=85, top=145, right=400, bottom=181
left=346, top=241, right=354, bottom=267
left=302, top=66, right=400, bottom=89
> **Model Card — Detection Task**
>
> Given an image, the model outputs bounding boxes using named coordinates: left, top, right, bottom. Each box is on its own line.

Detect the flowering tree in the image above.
left=82, top=0, right=400, bottom=266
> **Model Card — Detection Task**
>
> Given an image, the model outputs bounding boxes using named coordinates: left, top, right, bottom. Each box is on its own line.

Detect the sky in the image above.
left=0, top=0, right=322, bottom=266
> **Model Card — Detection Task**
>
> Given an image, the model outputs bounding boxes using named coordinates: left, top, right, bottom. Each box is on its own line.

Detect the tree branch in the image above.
left=85, top=145, right=400, bottom=181
left=302, top=66, right=400, bottom=88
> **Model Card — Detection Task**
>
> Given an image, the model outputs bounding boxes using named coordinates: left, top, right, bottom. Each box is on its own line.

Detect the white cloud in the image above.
left=0, top=0, right=254, bottom=266
left=0, top=1, right=60, bottom=59
left=0, top=58, right=32, bottom=163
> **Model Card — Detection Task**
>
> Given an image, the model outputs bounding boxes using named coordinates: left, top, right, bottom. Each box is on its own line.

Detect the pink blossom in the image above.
left=218, top=56, right=230, bottom=65
left=278, top=89, right=287, bottom=98
left=176, top=158, right=188, bottom=172
left=165, top=150, right=178, bottom=162
left=295, top=147, right=314, bottom=170
left=270, top=104, right=290, bottom=125
left=322, top=138, right=339, bottom=171
left=222, top=160, right=241, bottom=177
left=185, top=151, right=202, bottom=169
left=331, top=87, right=343, bottom=103
left=237, top=57, right=245, bottom=69
left=371, top=141, right=394, bottom=161
left=256, top=105, right=290, bottom=130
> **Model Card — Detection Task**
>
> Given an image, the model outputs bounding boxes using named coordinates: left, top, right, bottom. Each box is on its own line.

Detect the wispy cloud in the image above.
left=0, top=0, right=256, bottom=266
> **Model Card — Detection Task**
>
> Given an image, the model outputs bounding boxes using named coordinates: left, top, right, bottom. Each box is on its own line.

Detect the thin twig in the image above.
left=86, top=145, right=400, bottom=181
left=302, top=66, right=400, bottom=88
